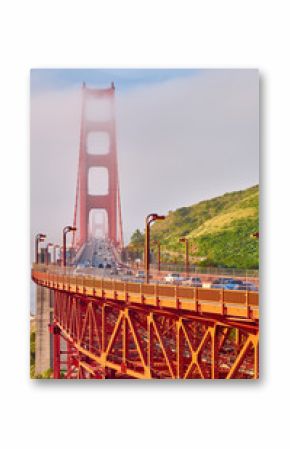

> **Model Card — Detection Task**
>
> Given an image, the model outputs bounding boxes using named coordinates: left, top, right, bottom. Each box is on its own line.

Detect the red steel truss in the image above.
left=49, top=290, right=258, bottom=380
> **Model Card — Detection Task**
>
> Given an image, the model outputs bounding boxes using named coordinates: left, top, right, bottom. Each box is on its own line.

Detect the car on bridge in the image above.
left=224, top=279, right=244, bottom=290
left=238, top=282, right=258, bottom=291
left=182, top=276, right=202, bottom=287
left=164, top=273, right=184, bottom=284
left=210, top=278, right=235, bottom=289
left=131, top=278, right=145, bottom=284
left=136, top=270, right=152, bottom=279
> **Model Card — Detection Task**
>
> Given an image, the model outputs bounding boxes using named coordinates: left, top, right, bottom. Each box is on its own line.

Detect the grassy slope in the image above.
left=129, top=185, right=259, bottom=269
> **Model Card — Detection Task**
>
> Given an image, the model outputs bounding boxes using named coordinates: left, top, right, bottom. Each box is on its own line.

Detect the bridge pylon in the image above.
left=73, top=82, right=123, bottom=249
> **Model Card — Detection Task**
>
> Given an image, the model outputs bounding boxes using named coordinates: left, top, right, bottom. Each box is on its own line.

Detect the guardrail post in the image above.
left=155, top=284, right=159, bottom=307
left=140, top=284, right=145, bottom=305
left=194, top=287, right=198, bottom=312
left=113, top=279, right=118, bottom=300
left=175, top=285, right=179, bottom=309
left=124, top=281, right=128, bottom=303
left=83, top=276, right=87, bottom=295
left=220, top=289, right=225, bottom=315
left=101, top=278, right=105, bottom=299
left=93, top=277, right=96, bottom=297
left=245, top=290, right=249, bottom=319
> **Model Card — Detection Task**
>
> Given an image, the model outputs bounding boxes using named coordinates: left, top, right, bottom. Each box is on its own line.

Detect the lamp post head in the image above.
left=35, top=233, right=47, bottom=264
left=147, top=213, right=166, bottom=224
left=179, top=237, right=187, bottom=243
left=63, top=225, right=77, bottom=234
left=36, top=233, right=46, bottom=241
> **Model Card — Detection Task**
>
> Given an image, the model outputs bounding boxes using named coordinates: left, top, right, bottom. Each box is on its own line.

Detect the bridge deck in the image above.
left=32, top=265, right=259, bottom=321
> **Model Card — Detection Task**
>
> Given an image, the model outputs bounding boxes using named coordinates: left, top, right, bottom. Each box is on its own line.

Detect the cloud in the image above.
left=116, top=70, right=259, bottom=242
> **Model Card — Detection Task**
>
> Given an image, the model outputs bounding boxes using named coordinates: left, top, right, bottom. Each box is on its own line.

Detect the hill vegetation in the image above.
left=127, top=185, right=259, bottom=269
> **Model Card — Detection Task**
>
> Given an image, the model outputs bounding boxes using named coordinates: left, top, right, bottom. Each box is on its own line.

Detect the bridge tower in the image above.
left=73, top=82, right=123, bottom=248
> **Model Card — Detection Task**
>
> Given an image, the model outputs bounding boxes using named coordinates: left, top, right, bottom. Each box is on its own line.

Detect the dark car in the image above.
left=238, top=282, right=258, bottom=291
left=224, top=279, right=244, bottom=290
left=98, top=263, right=104, bottom=269
left=105, top=263, right=112, bottom=269
left=210, top=277, right=235, bottom=289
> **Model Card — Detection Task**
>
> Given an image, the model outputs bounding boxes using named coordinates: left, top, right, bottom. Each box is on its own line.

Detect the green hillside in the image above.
left=127, top=185, right=259, bottom=269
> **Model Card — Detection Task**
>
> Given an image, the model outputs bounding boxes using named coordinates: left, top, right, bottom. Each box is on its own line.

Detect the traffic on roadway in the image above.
left=72, top=238, right=259, bottom=292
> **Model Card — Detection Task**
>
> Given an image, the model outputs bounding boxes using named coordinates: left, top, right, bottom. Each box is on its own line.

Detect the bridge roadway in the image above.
left=75, top=238, right=119, bottom=268
left=32, top=265, right=259, bottom=321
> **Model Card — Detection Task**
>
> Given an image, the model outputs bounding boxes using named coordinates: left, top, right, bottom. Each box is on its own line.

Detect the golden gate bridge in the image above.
left=31, top=82, right=259, bottom=379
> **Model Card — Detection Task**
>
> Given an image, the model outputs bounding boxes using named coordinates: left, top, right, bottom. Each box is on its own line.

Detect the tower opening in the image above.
left=88, top=166, right=109, bottom=196
left=88, top=209, right=108, bottom=239
left=87, top=131, right=110, bottom=155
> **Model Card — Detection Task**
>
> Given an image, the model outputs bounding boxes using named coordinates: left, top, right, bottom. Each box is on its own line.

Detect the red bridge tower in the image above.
left=73, top=82, right=123, bottom=248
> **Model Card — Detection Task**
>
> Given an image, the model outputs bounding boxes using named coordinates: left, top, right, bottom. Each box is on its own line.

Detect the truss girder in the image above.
left=52, top=291, right=259, bottom=379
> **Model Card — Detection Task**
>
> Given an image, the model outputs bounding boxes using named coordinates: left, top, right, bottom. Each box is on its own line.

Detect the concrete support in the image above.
left=35, top=285, right=53, bottom=375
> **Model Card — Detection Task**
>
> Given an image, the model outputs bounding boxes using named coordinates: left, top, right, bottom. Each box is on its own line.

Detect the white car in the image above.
left=164, top=273, right=184, bottom=284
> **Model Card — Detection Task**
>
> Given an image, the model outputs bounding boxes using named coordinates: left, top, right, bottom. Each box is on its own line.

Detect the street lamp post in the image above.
left=35, top=233, right=46, bottom=264
left=63, top=226, right=77, bottom=267
left=46, top=243, right=53, bottom=265
left=53, top=244, right=60, bottom=264
left=179, top=237, right=189, bottom=278
left=145, top=213, right=165, bottom=283
left=60, top=246, right=64, bottom=266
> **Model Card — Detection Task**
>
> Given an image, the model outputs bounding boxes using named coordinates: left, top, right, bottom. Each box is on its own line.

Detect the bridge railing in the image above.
left=32, top=264, right=259, bottom=320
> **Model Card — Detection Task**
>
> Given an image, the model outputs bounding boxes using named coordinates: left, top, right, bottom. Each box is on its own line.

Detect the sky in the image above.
left=30, top=68, right=259, bottom=249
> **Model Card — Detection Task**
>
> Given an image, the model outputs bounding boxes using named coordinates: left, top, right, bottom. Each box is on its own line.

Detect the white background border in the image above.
left=0, top=1, right=289, bottom=448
